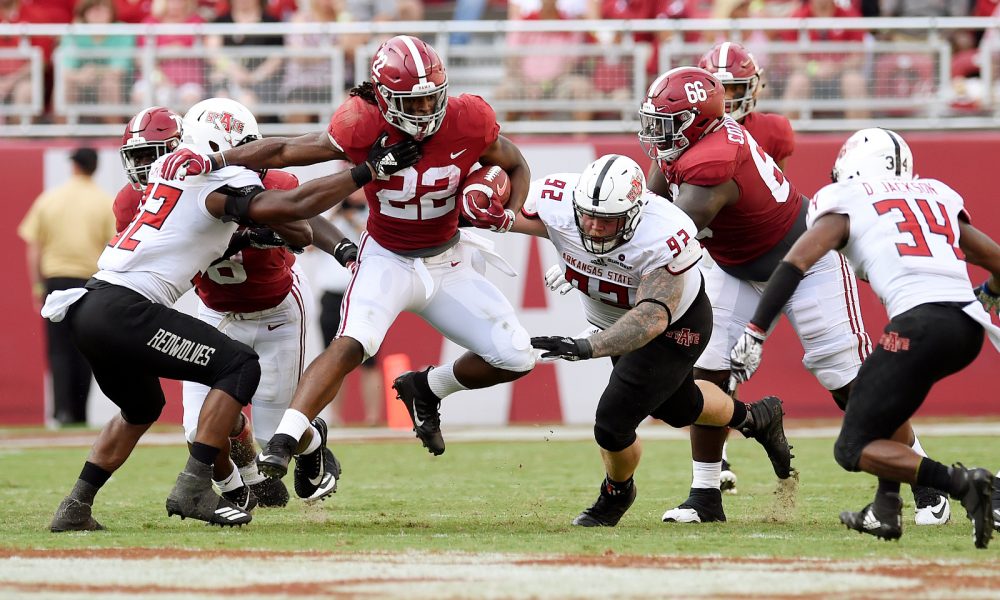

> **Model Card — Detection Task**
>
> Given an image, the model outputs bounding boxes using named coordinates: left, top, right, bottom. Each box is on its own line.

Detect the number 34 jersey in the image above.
left=808, top=177, right=975, bottom=318
left=95, top=156, right=262, bottom=306
left=531, top=172, right=703, bottom=330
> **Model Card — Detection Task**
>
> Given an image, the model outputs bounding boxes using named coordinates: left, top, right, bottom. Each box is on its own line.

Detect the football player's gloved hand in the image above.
left=333, top=237, right=359, bottom=269
left=729, top=324, right=767, bottom=388
left=975, top=280, right=1000, bottom=316
left=544, top=265, right=573, bottom=295
left=351, top=132, right=422, bottom=187
left=531, top=336, right=593, bottom=361
left=461, top=195, right=516, bottom=233
left=162, top=148, right=216, bottom=180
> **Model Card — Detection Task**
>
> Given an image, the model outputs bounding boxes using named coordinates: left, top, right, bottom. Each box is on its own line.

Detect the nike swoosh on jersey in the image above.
left=450, top=149, right=467, bottom=159
left=267, top=323, right=286, bottom=331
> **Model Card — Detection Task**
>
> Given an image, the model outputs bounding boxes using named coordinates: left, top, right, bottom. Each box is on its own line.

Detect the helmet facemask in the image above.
left=638, top=106, right=696, bottom=164
left=376, top=80, right=448, bottom=141
left=120, top=137, right=180, bottom=190
left=720, top=74, right=760, bottom=121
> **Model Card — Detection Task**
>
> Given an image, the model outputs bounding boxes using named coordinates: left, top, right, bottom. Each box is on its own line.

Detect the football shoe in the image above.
left=840, top=493, right=903, bottom=541
left=572, top=481, right=637, bottom=527
left=393, top=368, right=445, bottom=455
left=662, top=488, right=727, bottom=523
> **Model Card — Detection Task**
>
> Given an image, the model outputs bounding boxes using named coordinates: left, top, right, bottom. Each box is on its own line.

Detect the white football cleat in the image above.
left=913, top=489, right=951, bottom=526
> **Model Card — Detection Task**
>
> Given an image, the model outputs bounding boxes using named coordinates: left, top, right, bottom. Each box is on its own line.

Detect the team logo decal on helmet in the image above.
left=831, top=128, right=914, bottom=183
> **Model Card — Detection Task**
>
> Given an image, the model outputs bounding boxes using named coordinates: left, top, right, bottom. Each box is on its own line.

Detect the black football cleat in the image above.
left=952, top=464, right=993, bottom=549
left=221, top=484, right=258, bottom=513
left=840, top=493, right=902, bottom=542
left=256, top=434, right=296, bottom=480
left=165, top=461, right=252, bottom=527
left=572, top=482, right=637, bottom=527
left=393, top=368, right=445, bottom=456
left=250, top=477, right=290, bottom=508
left=50, top=497, right=105, bottom=532
left=294, top=418, right=342, bottom=503
left=738, top=396, right=794, bottom=479
left=662, top=488, right=727, bottom=523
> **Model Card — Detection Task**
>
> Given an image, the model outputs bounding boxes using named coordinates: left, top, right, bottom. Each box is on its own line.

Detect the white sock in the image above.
left=213, top=460, right=245, bottom=493
left=239, top=463, right=264, bottom=486
left=910, top=435, right=927, bottom=457
left=274, top=409, right=311, bottom=442
left=692, top=460, right=722, bottom=489
left=427, top=363, right=467, bottom=399
left=300, top=425, right=322, bottom=455
left=721, top=441, right=729, bottom=463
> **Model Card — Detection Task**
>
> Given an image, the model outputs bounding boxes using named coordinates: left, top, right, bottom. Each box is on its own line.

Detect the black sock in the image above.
left=69, top=462, right=112, bottom=505
left=189, top=441, right=221, bottom=466
left=915, top=458, right=954, bottom=495
left=727, top=399, right=750, bottom=429
left=603, top=475, right=634, bottom=497
left=876, top=478, right=901, bottom=497
left=413, top=368, right=441, bottom=401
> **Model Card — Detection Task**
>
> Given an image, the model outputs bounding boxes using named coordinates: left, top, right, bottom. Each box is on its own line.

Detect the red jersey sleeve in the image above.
left=326, top=96, right=385, bottom=165
left=113, top=184, right=143, bottom=233
left=451, top=94, right=501, bottom=150
left=672, top=133, right=739, bottom=187
left=768, top=115, right=795, bottom=163
left=262, top=169, right=299, bottom=191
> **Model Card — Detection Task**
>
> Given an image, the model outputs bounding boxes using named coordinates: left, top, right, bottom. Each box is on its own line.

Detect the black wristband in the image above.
left=576, top=337, right=593, bottom=360
left=333, top=238, right=359, bottom=267
left=209, top=153, right=225, bottom=171
left=750, top=261, right=806, bottom=331
left=350, top=163, right=373, bottom=187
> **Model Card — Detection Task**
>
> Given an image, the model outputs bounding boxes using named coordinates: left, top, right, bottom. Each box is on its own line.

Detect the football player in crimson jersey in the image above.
left=159, top=35, right=535, bottom=483
left=642, top=67, right=949, bottom=525
left=116, top=105, right=352, bottom=508
left=698, top=41, right=794, bottom=170
left=513, top=155, right=791, bottom=527
left=730, top=129, right=1000, bottom=548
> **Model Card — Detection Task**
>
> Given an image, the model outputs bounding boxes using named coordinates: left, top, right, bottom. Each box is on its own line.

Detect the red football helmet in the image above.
left=120, top=106, right=183, bottom=190
left=639, top=67, right=725, bottom=164
left=698, top=41, right=762, bottom=121
left=370, top=35, right=448, bottom=141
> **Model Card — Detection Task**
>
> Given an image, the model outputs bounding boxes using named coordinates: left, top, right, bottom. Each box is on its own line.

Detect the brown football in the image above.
left=461, top=165, right=511, bottom=210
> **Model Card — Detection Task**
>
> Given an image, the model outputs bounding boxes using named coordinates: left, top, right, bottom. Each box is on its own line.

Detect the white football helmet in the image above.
left=181, top=98, right=261, bottom=154
left=832, top=128, right=913, bottom=183
left=573, top=155, right=646, bottom=255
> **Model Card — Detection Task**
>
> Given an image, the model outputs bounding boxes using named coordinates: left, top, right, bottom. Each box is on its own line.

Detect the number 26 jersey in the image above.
left=808, top=177, right=975, bottom=318
left=530, top=172, right=703, bottom=330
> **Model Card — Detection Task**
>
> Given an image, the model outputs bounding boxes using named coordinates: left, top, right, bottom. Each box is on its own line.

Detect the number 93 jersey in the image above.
left=327, top=94, right=500, bottom=254
left=96, top=155, right=262, bottom=306
left=808, top=177, right=975, bottom=318
left=530, top=173, right=703, bottom=330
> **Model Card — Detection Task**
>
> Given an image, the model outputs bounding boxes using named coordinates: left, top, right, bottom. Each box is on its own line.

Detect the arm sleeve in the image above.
left=458, top=94, right=501, bottom=150
left=750, top=261, right=805, bottom=331
left=805, top=185, right=848, bottom=228
left=326, top=97, right=369, bottom=165
left=772, top=116, right=796, bottom=163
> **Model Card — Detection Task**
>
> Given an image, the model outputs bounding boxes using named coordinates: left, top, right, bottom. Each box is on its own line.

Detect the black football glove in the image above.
left=530, top=336, right=593, bottom=361
left=351, top=132, right=422, bottom=186
left=332, top=237, right=359, bottom=268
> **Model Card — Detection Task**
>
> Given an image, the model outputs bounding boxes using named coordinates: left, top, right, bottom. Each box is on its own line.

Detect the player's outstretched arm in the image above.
left=508, top=215, right=548, bottom=238
left=163, top=132, right=347, bottom=179
left=479, top=135, right=530, bottom=214
left=269, top=220, right=313, bottom=249
left=673, top=180, right=740, bottom=231
left=730, top=213, right=849, bottom=384
left=959, top=221, right=1000, bottom=314
left=588, top=267, right=682, bottom=358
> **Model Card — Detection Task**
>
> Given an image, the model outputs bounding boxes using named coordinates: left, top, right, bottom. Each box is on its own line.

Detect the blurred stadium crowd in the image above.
left=1, top=0, right=999, bottom=128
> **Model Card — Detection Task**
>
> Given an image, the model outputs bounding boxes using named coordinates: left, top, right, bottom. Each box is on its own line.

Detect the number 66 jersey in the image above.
left=529, top=173, right=703, bottom=330
left=808, top=177, right=975, bottom=319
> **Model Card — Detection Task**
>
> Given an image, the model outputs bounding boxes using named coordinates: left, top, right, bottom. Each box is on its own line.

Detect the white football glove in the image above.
left=544, top=265, right=573, bottom=295
left=729, top=324, right=767, bottom=388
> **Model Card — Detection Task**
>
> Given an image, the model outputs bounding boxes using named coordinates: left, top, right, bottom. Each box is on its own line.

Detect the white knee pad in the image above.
left=485, top=319, right=536, bottom=372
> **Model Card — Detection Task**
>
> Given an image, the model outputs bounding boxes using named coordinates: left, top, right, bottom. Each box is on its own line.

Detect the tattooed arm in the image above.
left=587, top=267, right=683, bottom=358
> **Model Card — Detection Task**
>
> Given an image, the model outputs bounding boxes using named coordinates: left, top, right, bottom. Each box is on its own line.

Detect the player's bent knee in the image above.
left=659, top=396, right=704, bottom=429
left=594, top=423, right=636, bottom=453
left=833, top=432, right=864, bottom=472
left=485, top=321, right=535, bottom=372
left=214, top=353, right=262, bottom=406
left=121, top=401, right=164, bottom=426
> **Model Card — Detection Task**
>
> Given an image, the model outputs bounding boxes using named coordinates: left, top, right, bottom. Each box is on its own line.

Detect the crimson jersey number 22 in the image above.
left=375, top=166, right=461, bottom=220
left=109, top=184, right=182, bottom=251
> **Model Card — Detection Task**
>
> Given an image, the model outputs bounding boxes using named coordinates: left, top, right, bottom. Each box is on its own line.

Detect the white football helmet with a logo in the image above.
left=182, top=97, right=261, bottom=155
left=573, top=154, right=646, bottom=255
left=832, top=128, right=913, bottom=183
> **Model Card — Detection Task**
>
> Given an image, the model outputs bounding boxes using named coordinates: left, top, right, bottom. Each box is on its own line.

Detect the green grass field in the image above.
left=0, top=430, right=994, bottom=559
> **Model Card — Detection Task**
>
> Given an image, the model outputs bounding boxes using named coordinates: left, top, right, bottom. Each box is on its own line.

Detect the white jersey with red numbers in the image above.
left=809, top=177, right=977, bottom=318
left=327, top=94, right=499, bottom=254
left=95, top=154, right=262, bottom=306
left=531, top=173, right=703, bottom=330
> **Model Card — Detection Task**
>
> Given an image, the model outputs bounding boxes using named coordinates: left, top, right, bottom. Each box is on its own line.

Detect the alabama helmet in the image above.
left=831, top=128, right=914, bottom=182
left=120, top=106, right=183, bottom=190
left=370, top=35, right=448, bottom=141
left=573, top=154, right=647, bottom=255
left=639, top=67, right=725, bottom=165
left=698, top=41, right=762, bottom=121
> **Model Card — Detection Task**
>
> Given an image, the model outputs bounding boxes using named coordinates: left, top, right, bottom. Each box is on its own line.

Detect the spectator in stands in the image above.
left=114, top=0, right=153, bottom=22
left=132, top=0, right=206, bottom=112
left=344, top=0, right=424, bottom=21
left=61, top=0, right=135, bottom=124
left=281, top=0, right=358, bottom=123
left=18, top=148, right=117, bottom=427
left=588, top=0, right=695, bottom=79
left=206, top=0, right=285, bottom=112
left=781, top=0, right=869, bottom=120
left=312, top=192, right=384, bottom=427
left=509, top=0, right=587, bottom=19
left=494, top=0, right=594, bottom=123
left=0, top=0, right=33, bottom=116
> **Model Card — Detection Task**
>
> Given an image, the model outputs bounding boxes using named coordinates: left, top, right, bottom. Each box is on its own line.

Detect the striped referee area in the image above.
left=3, top=421, right=1000, bottom=449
